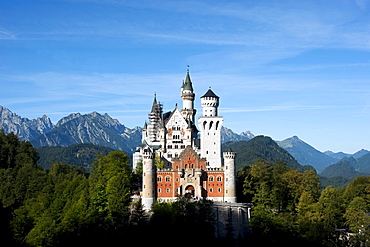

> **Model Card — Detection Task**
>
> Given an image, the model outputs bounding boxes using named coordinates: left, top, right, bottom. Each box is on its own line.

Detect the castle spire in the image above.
left=183, top=68, right=193, bottom=91
left=151, top=93, right=157, bottom=113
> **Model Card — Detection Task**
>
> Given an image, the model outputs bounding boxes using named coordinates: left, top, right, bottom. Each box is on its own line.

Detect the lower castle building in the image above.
left=133, top=70, right=236, bottom=210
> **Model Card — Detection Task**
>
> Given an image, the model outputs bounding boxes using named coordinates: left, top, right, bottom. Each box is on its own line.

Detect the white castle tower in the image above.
left=142, top=150, right=155, bottom=210
left=198, top=88, right=223, bottom=167
left=223, top=148, right=236, bottom=203
left=180, top=70, right=197, bottom=123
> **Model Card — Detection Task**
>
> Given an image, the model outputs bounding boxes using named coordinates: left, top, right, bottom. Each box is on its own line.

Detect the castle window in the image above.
left=209, top=176, right=214, bottom=182
left=217, top=176, right=222, bottom=182
left=165, top=176, right=171, bottom=182
left=216, top=121, right=220, bottom=130
left=166, top=188, right=170, bottom=193
left=210, top=188, right=213, bottom=193
left=157, top=176, right=162, bottom=182
left=158, top=188, right=161, bottom=193
left=218, top=188, right=222, bottom=193
left=168, top=154, right=172, bottom=158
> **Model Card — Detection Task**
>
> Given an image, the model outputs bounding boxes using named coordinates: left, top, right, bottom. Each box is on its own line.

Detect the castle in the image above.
left=133, top=70, right=236, bottom=210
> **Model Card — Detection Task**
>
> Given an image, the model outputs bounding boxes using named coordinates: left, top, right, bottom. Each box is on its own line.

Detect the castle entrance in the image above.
left=184, top=185, right=195, bottom=198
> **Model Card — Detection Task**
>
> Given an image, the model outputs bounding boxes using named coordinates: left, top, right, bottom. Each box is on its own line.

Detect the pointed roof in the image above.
left=201, top=88, right=219, bottom=98
left=151, top=94, right=158, bottom=113
left=182, top=70, right=194, bottom=91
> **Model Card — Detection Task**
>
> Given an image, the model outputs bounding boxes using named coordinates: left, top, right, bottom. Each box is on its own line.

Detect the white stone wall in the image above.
left=142, top=152, right=155, bottom=210
left=199, top=116, right=223, bottom=168
left=223, top=152, right=236, bottom=203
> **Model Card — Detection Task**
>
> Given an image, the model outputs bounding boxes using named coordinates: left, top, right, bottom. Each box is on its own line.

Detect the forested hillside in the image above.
left=1, top=131, right=370, bottom=246
left=37, top=144, right=115, bottom=171
left=222, top=135, right=312, bottom=171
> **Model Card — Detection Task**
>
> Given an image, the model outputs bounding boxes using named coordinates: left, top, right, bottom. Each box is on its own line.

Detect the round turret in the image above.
left=223, top=148, right=236, bottom=203
left=201, top=88, right=219, bottom=117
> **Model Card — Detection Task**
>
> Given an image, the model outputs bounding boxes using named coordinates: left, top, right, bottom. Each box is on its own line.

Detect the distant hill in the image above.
left=323, top=150, right=351, bottom=160
left=222, top=135, right=311, bottom=171
left=37, top=143, right=115, bottom=172
left=277, top=136, right=338, bottom=173
left=324, top=149, right=369, bottom=160
left=320, top=153, right=370, bottom=180
left=320, top=157, right=367, bottom=179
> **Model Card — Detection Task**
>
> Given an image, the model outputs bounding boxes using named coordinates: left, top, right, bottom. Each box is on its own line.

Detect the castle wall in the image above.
left=213, top=202, right=252, bottom=239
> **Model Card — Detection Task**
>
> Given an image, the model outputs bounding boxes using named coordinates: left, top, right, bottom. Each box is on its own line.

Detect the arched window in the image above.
left=203, top=121, right=207, bottom=130
left=217, top=176, right=222, bottom=182
left=209, top=121, right=213, bottom=130
left=209, top=176, right=214, bottom=182
left=165, top=176, right=171, bottom=182
left=157, top=176, right=162, bottom=182
left=218, top=188, right=222, bottom=193
left=216, top=121, right=220, bottom=130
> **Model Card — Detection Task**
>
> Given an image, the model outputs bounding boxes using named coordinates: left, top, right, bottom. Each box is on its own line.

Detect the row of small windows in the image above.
left=158, top=188, right=222, bottom=193
left=172, top=126, right=182, bottom=130
left=208, top=176, right=222, bottom=182
left=158, top=175, right=221, bottom=182
left=167, top=145, right=186, bottom=149
left=157, top=176, right=171, bottom=182
left=158, top=188, right=171, bottom=193
left=209, top=187, right=222, bottom=193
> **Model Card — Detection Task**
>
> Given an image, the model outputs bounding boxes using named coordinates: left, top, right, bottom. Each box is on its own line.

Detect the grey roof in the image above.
left=182, top=71, right=194, bottom=91
left=201, top=88, right=219, bottom=98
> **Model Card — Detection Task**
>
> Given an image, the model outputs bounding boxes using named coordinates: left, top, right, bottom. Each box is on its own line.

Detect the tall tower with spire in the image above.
left=198, top=88, right=223, bottom=167
left=147, top=94, right=163, bottom=144
left=180, top=69, right=196, bottom=123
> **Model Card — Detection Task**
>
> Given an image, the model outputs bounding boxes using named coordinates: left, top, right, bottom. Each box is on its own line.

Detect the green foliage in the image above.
left=241, top=158, right=320, bottom=211
left=150, top=197, right=215, bottom=241
left=1, top=131, right=370, bottom=246
left=37, top=143, right=115, bottom=171
left=154, top=151, right=164, bottom=168
left=89, top=150, right=132, bottom=224
left=0, top=129, right=39, bottom=169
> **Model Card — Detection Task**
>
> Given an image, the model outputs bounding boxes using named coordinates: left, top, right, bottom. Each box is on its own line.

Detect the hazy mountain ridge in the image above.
left=320, top=153, right=370, bottom=179
left=277, top=136, right=338, bottom=173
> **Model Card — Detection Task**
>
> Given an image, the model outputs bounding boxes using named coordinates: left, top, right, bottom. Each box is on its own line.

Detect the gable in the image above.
left=165, top=107, right=188, bottom=130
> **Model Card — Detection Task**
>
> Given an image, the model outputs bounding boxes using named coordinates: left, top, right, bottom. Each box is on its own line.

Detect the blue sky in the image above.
left=1, top=0, right=370, bottom=153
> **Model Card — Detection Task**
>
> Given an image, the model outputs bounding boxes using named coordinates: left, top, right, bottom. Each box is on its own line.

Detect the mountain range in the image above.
left=0, top=106, right=254, bottom=154
left=1, top=105, right=369, bottom=178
